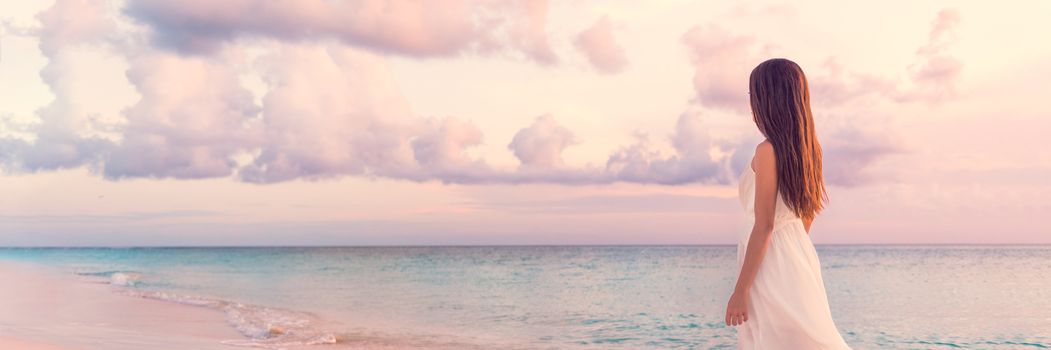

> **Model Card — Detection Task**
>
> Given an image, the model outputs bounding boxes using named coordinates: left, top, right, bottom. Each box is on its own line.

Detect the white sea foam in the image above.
left=109, top=272, right=142, bottom=286
left=121, top=289, right=341, bottom=349
left=75, top=270, right=143, bottom=286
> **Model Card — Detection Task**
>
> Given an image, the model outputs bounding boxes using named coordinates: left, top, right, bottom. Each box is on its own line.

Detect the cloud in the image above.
left=678, top=9, right=960, bottom=187
left=0, top=8, right=814, bottom=189
left=809, top=57, right=899, bottom=107
left=35, top=0, right=115, bottom=55
left=797, top=63, right=910, bottom=187
left=812, top=9, right=963, bottom=106
left=902, top=8, right=962, bottom=103
left=505, top=0, right=559, bottom=65
left=573, top=15, right=628, bottom=74
left=228, top=44, right=490, bottom=185
left=409, top=116, right=494, bottom=183
left=677, top=22, right=921, bottom=187
left=680, top=25, right=773, bottom=112
left=498, top=114, right=615, bottom=185
left=508, top=114, right=577, bottom=170
left=238, top=44, right=420, bottom=183
left=0, top=0, right=119, bottom=173
left=0, top=0, right=918, bottom=188
left=819, top=117, right=905, bottom=186
left=605, top=109, right=737, bottom=185
left=122, top=0, right=558, bottom=64
left=103, top=51, right=262, bottom=179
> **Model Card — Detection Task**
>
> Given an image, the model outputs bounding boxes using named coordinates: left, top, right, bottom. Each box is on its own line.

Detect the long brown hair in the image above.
left=748, top=58, right=828, bottom=222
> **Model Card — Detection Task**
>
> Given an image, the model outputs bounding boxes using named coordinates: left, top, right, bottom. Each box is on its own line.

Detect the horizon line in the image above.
left=1, top=243, right=1049, bottom=249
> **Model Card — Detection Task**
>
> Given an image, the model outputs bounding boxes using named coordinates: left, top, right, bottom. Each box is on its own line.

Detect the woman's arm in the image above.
left=725, top=141, right=779, bottom=326
left=735, top=141, right=779, bottom=293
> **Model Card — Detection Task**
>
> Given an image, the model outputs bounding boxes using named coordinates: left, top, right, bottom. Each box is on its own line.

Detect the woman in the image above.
left=725, top=58, right=852, bottom=349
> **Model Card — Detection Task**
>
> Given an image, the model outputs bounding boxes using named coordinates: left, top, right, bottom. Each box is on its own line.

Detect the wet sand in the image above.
left=0, top=262, right=243, bottom=350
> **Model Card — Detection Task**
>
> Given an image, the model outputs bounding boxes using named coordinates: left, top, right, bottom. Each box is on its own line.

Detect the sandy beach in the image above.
left=0, top=262, right=244, bottom=350
left=0, top=336, right=79, bottom=350
left=0, top=259, right=461, bottom=350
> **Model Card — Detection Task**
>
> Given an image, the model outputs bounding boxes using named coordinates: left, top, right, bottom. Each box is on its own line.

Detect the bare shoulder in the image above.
left=752, top=140, right=776, bottom=173
left=754, top=140, right=773, bottom=155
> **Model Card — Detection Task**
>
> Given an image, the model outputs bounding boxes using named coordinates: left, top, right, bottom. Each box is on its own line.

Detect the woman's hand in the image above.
left=725, top=290, right=749, bottom=327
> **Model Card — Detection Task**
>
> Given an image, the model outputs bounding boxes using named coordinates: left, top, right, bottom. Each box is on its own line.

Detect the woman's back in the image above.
left=727, top=58, right=850, bottom=349
left=735, top=155, right=851, bottom=349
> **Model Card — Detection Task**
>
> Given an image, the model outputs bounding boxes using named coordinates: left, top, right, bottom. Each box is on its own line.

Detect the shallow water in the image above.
left=1, top=245, right=1048, bottom=349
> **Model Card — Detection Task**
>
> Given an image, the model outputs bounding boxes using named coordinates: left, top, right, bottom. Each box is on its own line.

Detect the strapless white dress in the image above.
left=736, top=165, right=852, bottom=349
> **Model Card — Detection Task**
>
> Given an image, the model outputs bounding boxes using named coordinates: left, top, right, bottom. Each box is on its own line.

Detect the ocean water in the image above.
left=1, top=245, right=1049, bottom=349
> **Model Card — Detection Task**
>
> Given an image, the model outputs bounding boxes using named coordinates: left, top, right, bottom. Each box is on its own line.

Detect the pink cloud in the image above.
left=35, top=0, right=115, bottom=55
left=573, top=16, right=629, bottom=74
left=680, top=25, right=772, bottom=113
left=238, top=45, right=419, bottom=183
left=505, top=0, right=559, bottom=65
left=408, top=116, right=495, bottom=183
left=123, top=0, right=558, bottom=64
left=1, top=0, right=116, bottom=172
left=819, top=119, right=905, bottom=186
left=812, top=9, right=963, bottom=106
left=903, top=8, right=963, bottom=103
left=508, top=114, right=577, bottom=170
left=103, top=52, right=261, bottom=179
left=677, top=22, right=922, bottom=187
left=605, top=110, right=732, bottom=185
left=1, top=1, right=946, bottom=189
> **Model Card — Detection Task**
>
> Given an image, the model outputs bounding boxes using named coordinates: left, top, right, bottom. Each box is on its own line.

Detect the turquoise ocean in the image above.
left=1, top=245, right=1048, bottom=349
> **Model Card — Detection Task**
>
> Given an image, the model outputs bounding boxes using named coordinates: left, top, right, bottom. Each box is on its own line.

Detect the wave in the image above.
left=109, top=272, right=142, bottom=286
left=87, top=271, right=493, bottom=349
left=76, top=270, right=143, bottom=286
left=120, top=289, right=342, bottom=349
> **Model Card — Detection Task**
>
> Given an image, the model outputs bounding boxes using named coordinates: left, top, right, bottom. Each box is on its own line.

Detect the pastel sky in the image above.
left=1, top=0, right=1049, bottom=246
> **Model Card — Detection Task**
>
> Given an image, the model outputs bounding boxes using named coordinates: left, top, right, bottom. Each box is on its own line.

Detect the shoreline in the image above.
left=0, top=261, right=245, bottom=350
left=0, top=260, right=419, bottom=350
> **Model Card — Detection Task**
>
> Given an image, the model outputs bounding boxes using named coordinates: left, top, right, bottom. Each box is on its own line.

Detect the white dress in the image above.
left=736, top=165, right=852, bottom=349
